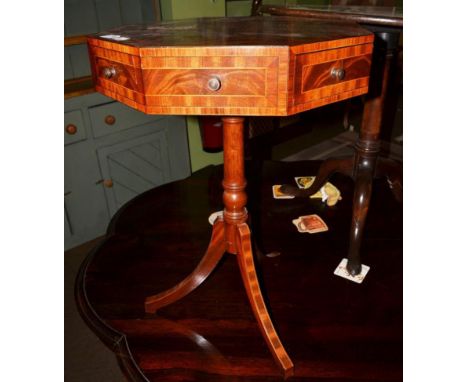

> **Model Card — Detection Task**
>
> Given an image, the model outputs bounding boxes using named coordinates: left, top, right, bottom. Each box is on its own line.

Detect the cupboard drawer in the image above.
left=89, top=101, right=164, bottom=138
left=64, top=110, right=87, bottom=145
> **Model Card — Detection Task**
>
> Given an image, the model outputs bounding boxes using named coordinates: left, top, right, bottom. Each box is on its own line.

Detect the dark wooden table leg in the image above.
left=346, top=139, right=379, bottom=275
left=280, top=30, right=402, bottom=277
left=345, top=30, right=400, bottom=275
left=145, top=116, right=293, bottom=378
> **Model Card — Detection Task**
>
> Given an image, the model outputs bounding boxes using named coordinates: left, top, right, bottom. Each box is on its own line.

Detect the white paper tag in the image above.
left=208, top=210, right=224, bottom=225
left=333, top=258, right=370, bottom=284
left=272, top=185, right=295, bottom=199
left=320, top=186, right=329, bottom=202
left=100, top=34, right=130, bottom=41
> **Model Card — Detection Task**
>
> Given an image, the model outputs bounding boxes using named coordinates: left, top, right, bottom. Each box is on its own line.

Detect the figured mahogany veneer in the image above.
left=88, top=16, right=373, bottom=116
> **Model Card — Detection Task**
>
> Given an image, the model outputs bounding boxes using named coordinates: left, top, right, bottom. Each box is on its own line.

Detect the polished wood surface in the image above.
left=64, top=75, right=95, bottom=99
left=75, top=161, right=403, bottom=381
left=65, top=34, right=88, bottom=47
left=222, top=117, right=248, bottom=254
left=259, top=5, right=403, bottom=28
left=87, top=16, right=373, bottom=116
left=89, top=16, right=372, bottom=49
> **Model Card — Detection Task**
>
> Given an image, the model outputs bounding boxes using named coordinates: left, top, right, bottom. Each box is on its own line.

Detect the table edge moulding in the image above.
left=81, top=15, right=375, bottom=379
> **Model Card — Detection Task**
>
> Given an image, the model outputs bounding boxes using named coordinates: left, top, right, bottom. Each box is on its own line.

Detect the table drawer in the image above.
left=293, top=44, right=373, bottom=107
left=93, top=56, right=144, bottom=97
left=64, top=110, right=87, bottom=145
left=90, top=45, right=281, bottom=111
left=143, top=68, right=265, bottom=96
left=89, top=101, right=164, bottom=139
left=141, top=55, right=279, bottom=110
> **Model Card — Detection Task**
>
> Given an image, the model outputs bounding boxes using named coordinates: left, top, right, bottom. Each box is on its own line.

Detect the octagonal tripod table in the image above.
left=86, top=16, right=374, bottom=377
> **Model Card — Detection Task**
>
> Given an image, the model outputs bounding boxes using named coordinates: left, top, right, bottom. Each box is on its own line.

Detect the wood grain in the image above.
left=236, top=223, right=294, bottom=378
left=222, top=117, right=248, bottom=254
left=87, top=16, right=373, bottom=116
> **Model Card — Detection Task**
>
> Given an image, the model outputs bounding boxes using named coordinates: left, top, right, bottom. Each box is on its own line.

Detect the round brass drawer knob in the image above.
left=65, top=124, right=77, bottom=135
left=105, top=115, right=116, bottom=125
left=330, top=67, right=346, bottom=81
left=207, top=76, right=221, bottom=91
left=103, top=179, right=113, bottom=188
left=103, top=67, right=117, bottom=79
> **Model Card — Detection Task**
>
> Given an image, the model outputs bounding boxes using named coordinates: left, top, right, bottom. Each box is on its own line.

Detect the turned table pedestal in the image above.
left=85, top=16, right=374, bottom=377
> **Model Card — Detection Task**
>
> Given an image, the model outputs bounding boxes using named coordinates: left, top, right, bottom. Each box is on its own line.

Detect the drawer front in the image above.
left=64, top=110, right=87, bottom=145
left=141, top=55, right=280, bottom=110
left=94, top=57, right=144, bottom=97
left=144, top=68, right=266, bottom=96
left=89, top=101, right=165, bottom=139
left=293, top=44, right=372, bottom=107
left=89, top=43, right=145, bottom=104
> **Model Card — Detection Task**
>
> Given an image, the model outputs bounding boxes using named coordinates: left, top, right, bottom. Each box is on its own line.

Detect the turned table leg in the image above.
left=145, top=116, right=293, bottom=378
left=345, top=30, right=398, bottom=274
left=222, top=117, right=293, bottom=377
left=279, top=30, right=402, bottom=277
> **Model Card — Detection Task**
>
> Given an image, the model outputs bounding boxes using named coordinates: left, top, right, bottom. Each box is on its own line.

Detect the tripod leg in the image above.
left=145, top=219, right=225, bottom=314
left=375, top=157, right=403, bottom=203
left=236, top=223, right=294, bottom=379
left=346, top=152, right=374, bottom=276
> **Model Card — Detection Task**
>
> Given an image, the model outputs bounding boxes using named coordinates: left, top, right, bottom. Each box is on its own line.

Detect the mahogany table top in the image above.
left=76, top=160, right=403, bottom=381
left=90, top=16, right=372, bottom=49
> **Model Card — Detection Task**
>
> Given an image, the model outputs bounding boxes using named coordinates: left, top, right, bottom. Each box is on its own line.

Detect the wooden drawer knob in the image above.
left=207, top=76, right=221, bottom=91
left=103, top=179, right=113, bottom=188
left=330, top=67, right=346, bottom=81
left=102, top=67, right=116, bottom=79
left=105, top=115, right=116, bottom=125
left=65, top=124, right=77, bottom=135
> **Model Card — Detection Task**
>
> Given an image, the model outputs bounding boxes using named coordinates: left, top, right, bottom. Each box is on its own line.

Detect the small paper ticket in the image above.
left=333, top=258, right=370, bottom=284
left=272, top=185, right=295, bottom=199
left=292, top=214, right=328, bottom=234
left=208, top=210, right=224, bottom=225
left=100, top=34, right=130, bottom=41
left=295, top=176, right=315, bottom=189
left=294, top=176, right=342, bottom=206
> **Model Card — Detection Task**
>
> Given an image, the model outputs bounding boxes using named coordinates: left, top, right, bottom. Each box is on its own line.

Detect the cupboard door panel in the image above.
left=97, top=129, right=171, bottom=215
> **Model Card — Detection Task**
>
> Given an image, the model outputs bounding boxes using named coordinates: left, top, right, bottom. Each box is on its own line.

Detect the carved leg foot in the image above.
left=236, top=223, right=294, bottom=379
left=279, top=156, right=353, bottom=198
left=145, top=219, right=226, bottom=313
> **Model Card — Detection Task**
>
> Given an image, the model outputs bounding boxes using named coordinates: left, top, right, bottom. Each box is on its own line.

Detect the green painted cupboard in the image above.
left=65, top=1, right=191, bottom=250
